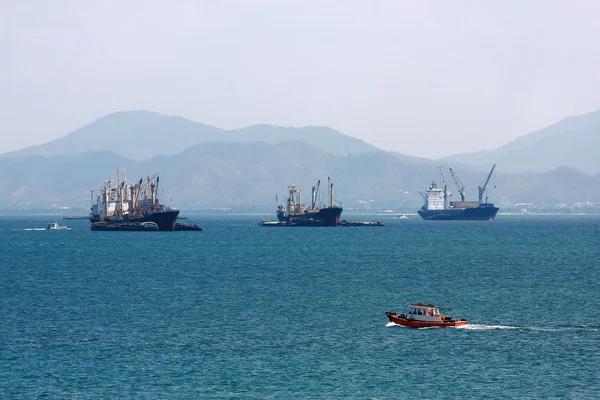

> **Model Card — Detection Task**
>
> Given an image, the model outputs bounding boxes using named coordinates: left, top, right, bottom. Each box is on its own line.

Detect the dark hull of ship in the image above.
left=89, top=209, right=180, bottom=231
left=417, top=205, right=499, bottom=221
left=276, top=206, right=343, bottom=226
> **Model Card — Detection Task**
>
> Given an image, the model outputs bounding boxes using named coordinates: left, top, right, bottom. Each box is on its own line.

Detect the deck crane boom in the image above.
left=311, top=180, right=321, bottom=209
left=449, top=167, right=466, bottom=202
left=478, top=164, right=496, bottom=205
left=141, top=173, right=159, bottom=198
left=438, top=166, right=449, bottom=208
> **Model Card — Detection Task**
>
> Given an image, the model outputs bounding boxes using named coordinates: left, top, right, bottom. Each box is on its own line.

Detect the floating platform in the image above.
left=339, top=220, right=384, bottom=226
left=174, top=222, right=203, bottom=231
left=91, top=221, right=159, bottom=231
left=258, top=220, right=383, bottom=227
left=92, top=221, right=202, bottom=231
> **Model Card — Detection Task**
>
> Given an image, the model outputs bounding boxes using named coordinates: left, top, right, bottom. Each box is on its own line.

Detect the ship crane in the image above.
left=438, top=166, right=450, bottom=208
left=449, top=167, right=466, bottom=202
left=141, top=173, right=159, bottom=198
left=311, top=180, right=321, bottom=210
left=478, top=164, right=496, bottom=205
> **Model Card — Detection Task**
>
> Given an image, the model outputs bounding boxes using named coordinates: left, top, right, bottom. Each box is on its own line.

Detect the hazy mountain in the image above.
left=0, top=151, right=132, bottom=206
left=2, top=141, right=599, bottom=210
left=442, top=109, right=600, bottom=174
left=3, top=109, right=599, bottom=210
left=3, top=110, right=378, bottom=160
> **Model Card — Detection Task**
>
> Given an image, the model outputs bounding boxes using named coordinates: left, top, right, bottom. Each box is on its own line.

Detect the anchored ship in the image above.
left=418, top=165, right=499, bottom=221
left=90, top=169, right=180, bottom=231
left=276, top=177, right=343, bottom=226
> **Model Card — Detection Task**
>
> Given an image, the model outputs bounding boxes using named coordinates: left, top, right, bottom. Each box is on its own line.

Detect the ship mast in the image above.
left=156, top=175, right=160, bottom=206
left=478, top=164, right=496, bottom=205
left=150, top=179, right=156, bottom=211
left=287, top=184, right=297, bottom=213
left=117, top=181, right=124, bottom=218
left=311, top=180, right=320, bottom=210
left=438, top=166, right=449, bottom=209
left=102, top=182, right=109, bottom=221
left=328, top=177, right=334, bottom=207
left=122, top=168, right=128, bottom=201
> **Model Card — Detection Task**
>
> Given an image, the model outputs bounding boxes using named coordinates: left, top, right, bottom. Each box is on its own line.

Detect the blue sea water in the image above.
left=1, top=215, right=599, bottom=399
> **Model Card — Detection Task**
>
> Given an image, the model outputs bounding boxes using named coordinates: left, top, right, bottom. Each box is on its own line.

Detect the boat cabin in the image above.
left=403, top=303, right=451, bottom=322
left=408, top=304, right=441, bottom=316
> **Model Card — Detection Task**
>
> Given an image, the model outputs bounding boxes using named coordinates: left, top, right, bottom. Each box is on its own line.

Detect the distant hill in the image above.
left=1, top=141, right=599, bottom=210
left=441, top=109, right=600, bottom=174
left=3, top=110, right=379, bottom=160
left=0, top=151, right=132, bottom=206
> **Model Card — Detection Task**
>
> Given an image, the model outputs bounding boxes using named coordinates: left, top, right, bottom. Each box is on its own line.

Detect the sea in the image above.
left=1, top=214, right=598, bottom=399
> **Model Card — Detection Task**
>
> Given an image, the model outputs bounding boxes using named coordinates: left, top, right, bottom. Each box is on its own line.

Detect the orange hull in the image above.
left=386, top=312, right=468, bottom=328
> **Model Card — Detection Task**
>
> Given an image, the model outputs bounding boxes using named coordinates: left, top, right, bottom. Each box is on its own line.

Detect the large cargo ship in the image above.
left=417, top=165, right=499, bottom=221
left=90, top=169, right=179, bottom=231
left=276, top=177, right=343, bottom=226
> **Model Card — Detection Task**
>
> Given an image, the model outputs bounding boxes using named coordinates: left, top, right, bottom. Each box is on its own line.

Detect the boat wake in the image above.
left=458, top=324, right=599, bottom=332
left=18, top=228, right=47, bottom=231
left=386, top=322, right=598, bottom=332
left=457, top=324, right=517, bottom=330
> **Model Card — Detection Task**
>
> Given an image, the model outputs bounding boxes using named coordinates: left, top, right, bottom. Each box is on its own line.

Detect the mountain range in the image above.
left=442, top=109, right=600, bottom=174
left=1, top=110, right=599, bottom=210
left=3, top=110, right=378, bottom=160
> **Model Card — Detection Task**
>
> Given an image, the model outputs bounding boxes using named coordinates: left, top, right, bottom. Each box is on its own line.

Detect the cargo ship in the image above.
left=90, top=169, right=179, bottom=231
left=417, top=165, right=499, bottom=221
left=276, top=177, right=343, bottom=226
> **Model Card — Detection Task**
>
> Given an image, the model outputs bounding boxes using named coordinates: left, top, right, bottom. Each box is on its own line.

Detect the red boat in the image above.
left=386, top=303, right=468, bottom=328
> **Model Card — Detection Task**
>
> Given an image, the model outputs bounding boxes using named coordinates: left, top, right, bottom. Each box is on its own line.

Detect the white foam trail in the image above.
left=458, top=324, right=518, bottom=330
left=20, top=228, right=46, bottom=231
left=458, top=324, right=599, bottom=332
left=385, top=322, right=598, bottom=332
left=525, top=326, right=599, bottom=333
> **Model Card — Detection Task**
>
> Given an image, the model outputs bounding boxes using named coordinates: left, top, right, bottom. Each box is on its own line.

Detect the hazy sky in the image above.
left=2, top=1, right=600, bottom=158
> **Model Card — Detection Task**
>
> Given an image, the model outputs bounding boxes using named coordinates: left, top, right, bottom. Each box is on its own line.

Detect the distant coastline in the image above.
left=1, top=210, right=599, bottom=217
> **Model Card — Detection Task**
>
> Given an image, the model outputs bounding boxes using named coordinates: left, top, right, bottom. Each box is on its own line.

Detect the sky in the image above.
left=1, top=0, right=600, bottom=158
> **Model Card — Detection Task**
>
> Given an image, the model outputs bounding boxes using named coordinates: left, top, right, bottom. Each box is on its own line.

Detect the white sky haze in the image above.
left=1, top=0, right=600, bottom=157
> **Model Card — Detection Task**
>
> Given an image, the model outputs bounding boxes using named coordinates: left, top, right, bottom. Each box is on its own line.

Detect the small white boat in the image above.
left=394, top=214, right=409, bottom=220
left=46, top=222, right=71, bottom=230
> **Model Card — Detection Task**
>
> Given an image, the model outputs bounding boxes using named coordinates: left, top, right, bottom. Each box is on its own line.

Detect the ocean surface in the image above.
left=1, top=215, right=599, bottom=399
